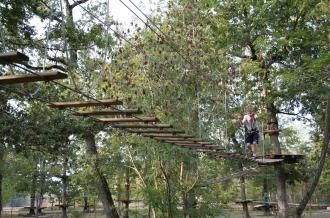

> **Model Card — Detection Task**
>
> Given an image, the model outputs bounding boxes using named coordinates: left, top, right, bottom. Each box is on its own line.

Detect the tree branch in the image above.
left=277, top=111, right=299, bottom=116
left=21, top=63, right=67, bottom=72
left=46, top=55, right=68, bottom=66
left=39, top=0, right=64, bottom=23
left=277, top=111, right=313, bottom=122
left=295, top=92, right=330, bottom=217
left=70, top=0, right=90, bottom=10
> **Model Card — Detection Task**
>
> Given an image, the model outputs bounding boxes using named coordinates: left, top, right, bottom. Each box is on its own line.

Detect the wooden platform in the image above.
left=271, top=154, right=304, bottom=163
left=0, top=51, right=29, bottom=64
left=0, top=71, right=67, bottom=84
left=129, top=130, right=182, bottom=134
left=255, top=158, right=284, bottom=165
left=256, top=154, right=304, bottom=164
left=153, top=137, right=203, bottom=141
left=142, top=133, right=195, bottom=138
left=113, top=124, right=172, bottom=129
left=48, top=99, right=122, bottom=108
left=96, top=117, right=158, bottom=123
left=72, top=109, right=142, bottom=116
left=235, top=199, right=254, bottom=204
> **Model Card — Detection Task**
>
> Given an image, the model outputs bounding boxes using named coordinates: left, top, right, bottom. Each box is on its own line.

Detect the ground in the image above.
left=2, top=207, right=330, bottom=217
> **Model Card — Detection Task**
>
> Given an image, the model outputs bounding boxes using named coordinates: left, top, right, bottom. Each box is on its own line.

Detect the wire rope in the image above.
left=117, top=0, right=203, bottom=74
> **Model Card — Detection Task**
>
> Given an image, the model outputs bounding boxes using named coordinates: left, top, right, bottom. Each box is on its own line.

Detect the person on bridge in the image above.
left=241, top=109, right=259, bottom=160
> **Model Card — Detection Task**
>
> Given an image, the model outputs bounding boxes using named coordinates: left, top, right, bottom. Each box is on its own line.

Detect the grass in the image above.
left=2, top=207, right=330, bottom=218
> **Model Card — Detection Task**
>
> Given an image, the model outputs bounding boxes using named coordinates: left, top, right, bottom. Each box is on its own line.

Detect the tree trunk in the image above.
left=85, top=132, right=119, bottom=218
left=160, top=161, right=173, bottom=218
left=61, top=157, right=69, bottom=218
left=183, top=107, right=199, bottom=218
left=239, top=163, right=251, bottom=218
left=29, top=170, right=38, bottom=216
left=123, top=167, right=130, bottom=218
left=0, top=147, right=3, bottom=217
left=63, top=0, right=78, bottom=67
left=83, top=196, right=89, bottom=212
left=295, top=94, right=330, bottom=217
left=116, top=176, right=122, bottom=211
left=267, top=103, right=289, bottom=218
left=263, top=178, right=268, bottom=195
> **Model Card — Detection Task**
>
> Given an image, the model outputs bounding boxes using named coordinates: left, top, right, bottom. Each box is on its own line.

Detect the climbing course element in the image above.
left=0, top=51, right=29, bottom=65
left=198, top=166, right=261, bottom=187
left=0, top=51, right=67, bottom=85
left=131, top=129, right=184, bottom=134
left=96, top=117, right=159, bottom=123
left=142, top=134, right=195, bottom=138
left=0, top=70, right=67, bottom=84
left=72, top=109, right=142, bottom=116
left=48, top=99, right=123, bottom=108
left=115, top=124, right=173, bottom=129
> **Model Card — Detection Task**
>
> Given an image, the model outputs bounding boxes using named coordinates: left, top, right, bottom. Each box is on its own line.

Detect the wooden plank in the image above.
left=0, top=51, right=29, bottom=64
left=160, top=140, right=197, bottom=144
left=154, top=137, right=203, bottom=141
left=256, top=158, right=284, bottom=165
left=127, top=129, right=181, bottom=133
left=142, top=133, right=195, bottom=138
left=179, top=145, right=209, bottom=149
left=48, top=99, right=122, bottom=108
left=235, top=200, right=254, bottom=204
left=96, top=117, right=158, bottom=123
left=113, top=124, right=172, bottom=129
left=0, top=71, right=67, bottom=84
left=175, top=143, right=206, bottom=146
left=271, top=154, right=304, bottom=163
left=72, top=109, right=142, bottom=116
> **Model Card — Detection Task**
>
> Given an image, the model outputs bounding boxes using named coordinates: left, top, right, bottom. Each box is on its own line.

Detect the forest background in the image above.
left=0, top=0, right=329, bottom=218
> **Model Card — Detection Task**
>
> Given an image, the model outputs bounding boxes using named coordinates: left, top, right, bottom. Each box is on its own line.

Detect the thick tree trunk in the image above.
left=267, top=103, right=289, bottom=218
left=295, top=94, right=330, bottom=217
left=85, top=132, right=119, bottom=218
left=239, top=163, right=251, bottom=218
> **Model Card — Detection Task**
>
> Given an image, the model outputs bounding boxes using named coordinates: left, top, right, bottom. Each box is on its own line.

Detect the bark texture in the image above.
left=85, top=132, right=119, bottom=218
left=239, top=169, right=251, bottom=218
left=267, top=103, right=289, bottom=218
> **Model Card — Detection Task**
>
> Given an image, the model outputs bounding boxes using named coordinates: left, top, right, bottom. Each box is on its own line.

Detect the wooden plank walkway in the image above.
left=0, top=51, right=29, bottom=64
left=0, top=71, right=67, bottom=84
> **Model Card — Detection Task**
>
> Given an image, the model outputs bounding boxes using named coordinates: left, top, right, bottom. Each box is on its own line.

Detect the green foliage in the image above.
left=0, top=0, right=329, bottom=217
